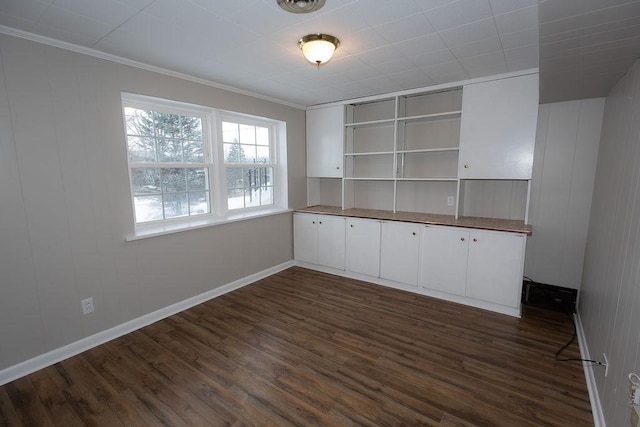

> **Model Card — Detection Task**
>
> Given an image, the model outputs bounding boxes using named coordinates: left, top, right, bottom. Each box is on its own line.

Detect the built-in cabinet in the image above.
left=293, top=213, right=345, bottom=270
left=380, top=221, right=421, bottom=286
left=306, top=71, right=539, bottom=220
left=306, top=105, right=344, bottom=178
left=294, top=212, right=527, bottom=316
left=345, top=217, right=381, bottom=277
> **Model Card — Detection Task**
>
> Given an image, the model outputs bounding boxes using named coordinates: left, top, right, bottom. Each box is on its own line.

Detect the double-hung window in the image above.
left=122, top=94, right=286, bottom=233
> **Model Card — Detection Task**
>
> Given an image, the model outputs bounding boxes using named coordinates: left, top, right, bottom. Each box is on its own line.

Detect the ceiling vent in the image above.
left=277, top=0, right=326, bottom=14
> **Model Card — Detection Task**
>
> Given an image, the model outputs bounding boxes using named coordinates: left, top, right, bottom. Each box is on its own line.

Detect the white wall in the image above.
left=525, top=99, right=604, bottom=289
left=580, top=58, right=640, bottom=427
left=0, top=34, right=306, bottom=371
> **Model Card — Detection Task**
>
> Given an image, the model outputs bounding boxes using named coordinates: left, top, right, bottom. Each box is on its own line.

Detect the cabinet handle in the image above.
left=473, top=238, right=478, bottom=242
left=460, top=237, right=465, bottom=241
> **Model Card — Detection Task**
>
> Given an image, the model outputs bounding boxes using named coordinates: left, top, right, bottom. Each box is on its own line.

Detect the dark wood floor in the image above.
left=0, top=267, right=593, bottom=426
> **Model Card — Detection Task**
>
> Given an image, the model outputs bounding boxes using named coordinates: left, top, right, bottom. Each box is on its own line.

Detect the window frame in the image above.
left=217, top=113, right=279, bottom=215
left=122, top=93, right=288, bottom=239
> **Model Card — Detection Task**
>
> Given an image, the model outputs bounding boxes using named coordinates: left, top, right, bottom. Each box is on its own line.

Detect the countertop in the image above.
left=295, top=206, right=532, bottom=235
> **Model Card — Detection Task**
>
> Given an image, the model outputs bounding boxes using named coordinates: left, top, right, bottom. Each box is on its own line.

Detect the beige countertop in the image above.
left=296, top=206, right=532, bottom=235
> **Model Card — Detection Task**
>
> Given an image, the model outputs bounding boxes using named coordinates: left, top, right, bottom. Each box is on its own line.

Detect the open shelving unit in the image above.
left=343, top=88, right=463, bottom=215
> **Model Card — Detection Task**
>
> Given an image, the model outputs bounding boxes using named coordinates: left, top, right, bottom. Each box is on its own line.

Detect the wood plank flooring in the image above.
left=0, top=267, right=593, bottom=426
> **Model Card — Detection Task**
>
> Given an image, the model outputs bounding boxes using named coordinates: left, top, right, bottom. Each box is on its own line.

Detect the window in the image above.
left=123, top=94, right=286, bottom=229
left=222, top=120, right=274, bottom=210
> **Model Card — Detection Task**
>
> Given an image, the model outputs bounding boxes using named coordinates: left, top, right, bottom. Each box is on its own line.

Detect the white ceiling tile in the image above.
left=31, top=21, right=105, bottom=46
left=373, top=13, right=436, bottom=44
left=540, top=2, right=640, bottom=36
left=409, top=48, right=457, bottom=67
left=413, top=0, right=459, bottom=12
left=0, top=0, right=49, bottom=22
left=460, top=50, right=508, bottom=77
left=538, top=0, right=584, bottom=24
left=499, top=27, right=538, bottom=50
left=337, top=28, right=390, bottom=54
left=187, top=0, right=257, bottom=17
left=489, top=0, right=538, bottom=15
left=504, top=44, right=539, bottom=71
left=393, top=33, right=449, bottom=57
left=542, top=25, right=640, bottom=57
left=52, top=0, right=139, bottom=27
left=356, top=44, right=407, bottom=67
left=36, top=5, right=113, bottom=43
left=346, top=0, right=422, bottom=27
left=0, top=12, right=35, bottom=31
left=494, top=5, right=538, bottom=35
left=450, top=35, right=503, bottom=59
left=114, top=0, right=155, bottom=12
left=371, top=57, right=417, bottom=75
left=423, top=0, right=493, bottom=31
left=225, top=0, right=301, bottom=36
left=438, top=17, right=498, bottom=47
left=144, top=0, right=221, bottom=30
left=540, top=15, right=640, bottom=44
left=421, top=60, right=468, bottom=83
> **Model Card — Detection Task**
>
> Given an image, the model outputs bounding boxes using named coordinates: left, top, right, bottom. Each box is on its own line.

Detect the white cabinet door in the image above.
left=306, top=105, right=344, bottom=178
left=458, top=73, right=538, bottom=179
left=293, top=213, right=318, bottom=264
left=466, top=230, right=526, bottom=308
left=420, top=226, right=469, bottom=296
left=317, top=215, right=346, bottom=270
left=346, top=218, right=381, bottom=277
left=380, top=222, right=421, bottom=286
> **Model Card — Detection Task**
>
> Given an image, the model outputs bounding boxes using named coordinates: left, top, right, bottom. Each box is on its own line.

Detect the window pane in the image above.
left=131, top=168, right=160, bottom=194
left=261, top=186, right=274, bottom=205
left=157, top=138, right=182, bottom=162
left=153, top=112, right=181, bottom=138
left=256, top=145, right=270, bottom=163
left=128, top=136, right=156, bottom=162
left=242, top=144, right=257, bottom=163
left=239, top=124, right=255, bottom=144
left=163, top=193, right=189, bottom=219
left=161, top=168, right=186, bottom=192
left=134, top=195, right=163, bottom=222
left=244, top=189, right=260, bottom=208
left=125, top=108, right=153, bottom=137
left=224, top=142, right=247, bottom=164
left=256, top=126, right=269, bottom=145
left=187, top=168, right=208, bottom=191
left=181, top=116, right=202, bottom=140
left=183, top=140, right=204, bottom=163
left=222, top=121, right=239, bottom=143
left=189, top=191, right=210, bottom=215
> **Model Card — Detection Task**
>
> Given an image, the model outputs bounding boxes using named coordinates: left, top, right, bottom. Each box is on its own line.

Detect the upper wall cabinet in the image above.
left=458, top=74, right=539, bottom=180
left=306, top=105, right=344, bottom=178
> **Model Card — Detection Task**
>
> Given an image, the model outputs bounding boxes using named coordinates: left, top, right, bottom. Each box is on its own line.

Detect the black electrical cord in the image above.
left=523, top=276, right=605, bottom=366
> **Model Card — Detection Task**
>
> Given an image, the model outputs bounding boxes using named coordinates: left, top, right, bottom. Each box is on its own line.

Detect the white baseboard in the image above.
left=574, top=311, right=606, bottom=427
left=0, top=260, right=295, bottom=386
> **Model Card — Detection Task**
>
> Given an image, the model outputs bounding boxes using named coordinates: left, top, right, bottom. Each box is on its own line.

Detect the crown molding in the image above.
left=0, top=25, right=306, bottom=110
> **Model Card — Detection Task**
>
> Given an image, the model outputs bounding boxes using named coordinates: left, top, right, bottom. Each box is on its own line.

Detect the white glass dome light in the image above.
left=298, top=34, right=340, bottom=66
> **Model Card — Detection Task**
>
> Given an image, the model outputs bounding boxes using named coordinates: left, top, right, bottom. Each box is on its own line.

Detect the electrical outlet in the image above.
left=81, top=297, right=94, bottom=315
left=602, top=353, right=609, bottom=377
left=447, top=196, right=455, bottom=207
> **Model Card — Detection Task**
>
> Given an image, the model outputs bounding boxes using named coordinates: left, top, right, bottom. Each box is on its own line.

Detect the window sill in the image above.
left=125, top=207, right=292, bottom=242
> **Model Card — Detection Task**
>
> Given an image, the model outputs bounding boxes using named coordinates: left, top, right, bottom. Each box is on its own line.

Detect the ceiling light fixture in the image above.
left=277, top=0, right=326, bottom=14
left=298, top=34, right=339, bottom=66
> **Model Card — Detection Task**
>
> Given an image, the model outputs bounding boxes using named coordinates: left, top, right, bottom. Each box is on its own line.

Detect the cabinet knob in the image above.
left=336, top=166, right=340, bottom=169
left=412, top=232, right=416, bottom=236
left=319, top=221, right=322, bottom=224
left=350, top=224, right=354, bottom=228
left=464, top=164, right=469, bottom=168
left=473, top=238, right=478, bottom=242
left=460, top=237, right=465, bottom=241
left=312, top=221, right=315, bottom=224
